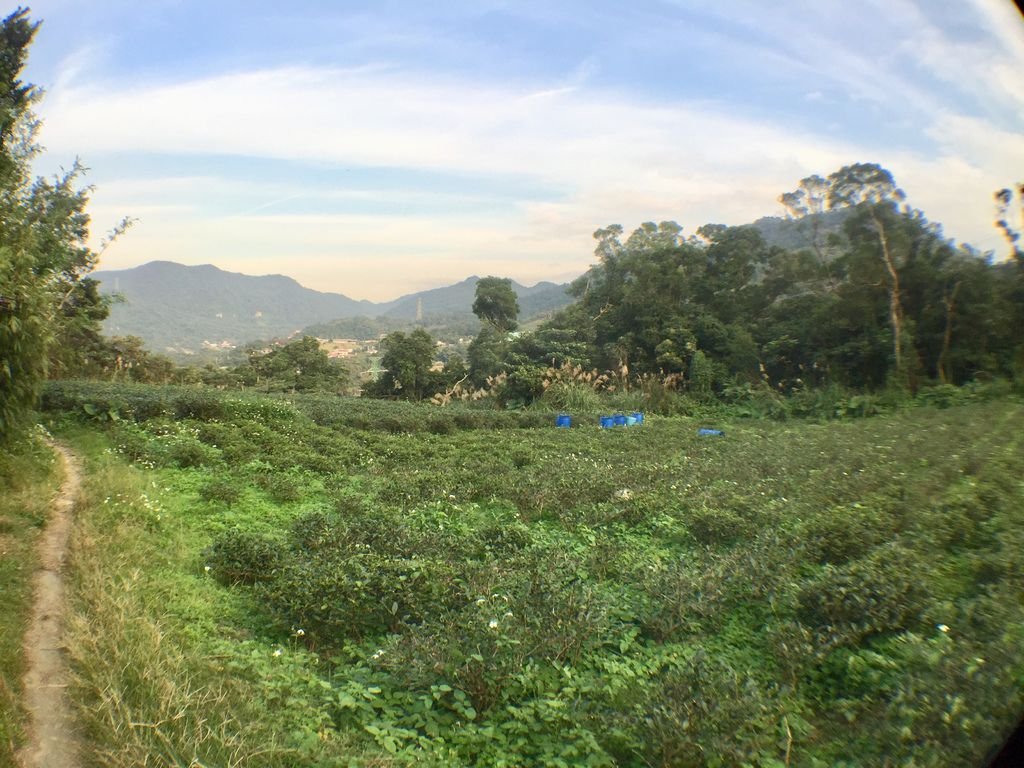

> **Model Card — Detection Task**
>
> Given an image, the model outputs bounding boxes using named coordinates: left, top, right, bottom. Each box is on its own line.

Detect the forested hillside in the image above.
left=364, top=167, right=1024, bottom=408
left=95, top=261, right=377, bottom=353
left=94, top=264, right=572, bottom=356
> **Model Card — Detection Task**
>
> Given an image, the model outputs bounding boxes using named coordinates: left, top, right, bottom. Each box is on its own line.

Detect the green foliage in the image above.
left=206, top=528, right=283, bottom=585
left=42, top=369, right=1024, bottom=766
left=0, top=427, right=57, bottom=764
left=0, top=9, right=128, bottom=440
left=0, top=247, right=52, bottom=436
left=197, top=476, right=242, bottom=507
left=466, top=325, right=508, bottom=386
left=472, top=275, right=520, bottom=332
left=367, top=328, right=439, bottom=401
left=452, top=163, right=1022, bottom=411
left=796, top=543, right=932, bottom=649
left=243, top=335, right=348, bottom=394
left=612, top=652, right=788, bottom=767
left=541, top=379, right=604, bottom=412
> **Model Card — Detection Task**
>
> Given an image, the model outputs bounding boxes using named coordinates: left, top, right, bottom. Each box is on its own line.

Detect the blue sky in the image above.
left=21, top=0, right=1024, bottom=300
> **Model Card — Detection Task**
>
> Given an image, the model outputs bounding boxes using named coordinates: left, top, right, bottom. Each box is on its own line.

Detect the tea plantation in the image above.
left=39, top=383, right=1024, bottom=767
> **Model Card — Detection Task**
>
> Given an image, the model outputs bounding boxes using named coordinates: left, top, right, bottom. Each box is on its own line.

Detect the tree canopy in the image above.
left=436, top=163, right=1021, bottom=405
left=242, top=336, right=348, bottom=394
left=472, top=276, right=519, bottom=332
left=0, top=9, right=139, bottom=438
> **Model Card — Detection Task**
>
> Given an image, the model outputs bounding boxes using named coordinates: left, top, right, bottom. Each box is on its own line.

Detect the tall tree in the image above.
left=993, top=183, right=1024, bottom=376
left=827, top=163, right=910, bottom=383
left=0, top=8, right=48, bottom=437
left=472, top=276, right=520, bottom=332
left=0, top=9, right=129, bottom=437
left=245, top=336, right=348, bottom=393
left=372, top=329, right=437, bottom=401
left=994, top=184, right=1024, bottom=259
left=779, top=174, right=840, bottom=287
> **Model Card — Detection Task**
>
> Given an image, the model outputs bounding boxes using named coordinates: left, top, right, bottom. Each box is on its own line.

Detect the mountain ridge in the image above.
left=93, top=213, right=841, bottom=357
left=94, top=261, right=571, bottom=356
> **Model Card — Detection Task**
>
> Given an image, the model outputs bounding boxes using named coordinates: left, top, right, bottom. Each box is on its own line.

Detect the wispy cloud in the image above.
left=32, top=0, right=1024, bottom=296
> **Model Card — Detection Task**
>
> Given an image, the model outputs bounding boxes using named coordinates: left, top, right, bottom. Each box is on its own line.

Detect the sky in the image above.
left=19, top=0, right=1024, bottom=301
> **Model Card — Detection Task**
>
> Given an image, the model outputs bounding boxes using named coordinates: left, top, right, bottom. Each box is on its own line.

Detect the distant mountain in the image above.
left=95, top=261, right=376, bottom=355
left=750, top=209, right=850, bottom=254
left=97, top=211, right=841, bottom=358
left=94, top=261, right=573, bottom=356
left=380, top=276, right=570, bottom=320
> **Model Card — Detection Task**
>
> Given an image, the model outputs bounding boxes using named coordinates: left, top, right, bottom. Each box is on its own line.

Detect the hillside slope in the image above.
left=95, top=262, right=571, bottom=354
left=95, top=261, right=376, bottom=354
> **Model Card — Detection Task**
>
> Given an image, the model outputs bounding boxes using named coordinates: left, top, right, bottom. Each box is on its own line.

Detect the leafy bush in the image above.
left=609, top=653, right=788, bottom=768
left=540, top=379, right=604, bottom=412
left=198, top=477, right=242, bottom=507
left=205, top=529, right=283, bottom=585
left=172, top=389, right=227, bottom=421
left=796, top=542, right=932, bottom=649
left=254, top=471, right=305, bottom=504
left=41, top=384, right=1024, bottom=766
left=261, top=552, right=463, bottom=641
left=799, top=503, right=897, bottom=565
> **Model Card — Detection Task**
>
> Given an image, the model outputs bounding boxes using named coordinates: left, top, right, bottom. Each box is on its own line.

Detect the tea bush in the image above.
left=205, top=528, right=283, bottom=585
left=41, top=383, right=1024, bottom=766
left=197, top=476, right=242, bottom=506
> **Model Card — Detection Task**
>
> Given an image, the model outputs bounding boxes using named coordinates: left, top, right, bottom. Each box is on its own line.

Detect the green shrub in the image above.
left=608, top=653, right=787, bottom=768
left=198, top=477, right=242, bottom=507
left=255, top=471, right=305, bottom=504
left=686, top=505, right=753, bottom=546
left=426, top=413, right=455, bottom=434
left=539, top=380, right=603, bottom=412
left=260, top=552, right=462, bottom=642
left=205, top=529, right=283, bottom=585
left=799, top=504, right=896, bottom=565
left=796, top=542, right=932, bottom=649
left=172, top=389, right=227, bottom=421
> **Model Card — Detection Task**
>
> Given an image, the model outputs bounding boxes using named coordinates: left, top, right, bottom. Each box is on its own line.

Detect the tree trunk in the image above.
left=870, top=209, right=904, bottom=377
left=938, top=281, right=961, bottom=384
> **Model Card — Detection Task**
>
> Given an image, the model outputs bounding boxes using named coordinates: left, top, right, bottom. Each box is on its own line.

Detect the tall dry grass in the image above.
left=0, top=430, right=59, bottom=767
left=65, top=459, right=295, bottom=767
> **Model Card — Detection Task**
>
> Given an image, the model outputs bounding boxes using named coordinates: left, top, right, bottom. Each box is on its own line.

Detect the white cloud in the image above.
left=40, top=0, right=1024, bottom=295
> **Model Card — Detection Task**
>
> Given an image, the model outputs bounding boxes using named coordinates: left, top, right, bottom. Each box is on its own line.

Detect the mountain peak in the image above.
left=92, top=261, right=572, bottom=356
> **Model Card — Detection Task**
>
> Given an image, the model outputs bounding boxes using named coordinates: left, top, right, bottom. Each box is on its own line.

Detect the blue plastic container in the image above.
left=698, top=428, right=725, bottom=436
left=613, top=414, right=627, bottom=426
left=632, top=412, right=644, bottom=425
left=625, top=416, right=638, bottom=426
left=556, top=414, right=571, bottom=428
left=600, top=416, right=615, bottom=429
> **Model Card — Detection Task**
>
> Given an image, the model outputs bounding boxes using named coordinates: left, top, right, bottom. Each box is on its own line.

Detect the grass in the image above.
left=0, top=428, right=60, bottom=768
left=37, top=393, right=1024, bottom=766
left=61, top=430, right=356, bottom=767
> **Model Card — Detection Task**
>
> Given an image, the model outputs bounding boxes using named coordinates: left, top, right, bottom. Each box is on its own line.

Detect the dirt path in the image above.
left=16, top=442, right=82, bottom=768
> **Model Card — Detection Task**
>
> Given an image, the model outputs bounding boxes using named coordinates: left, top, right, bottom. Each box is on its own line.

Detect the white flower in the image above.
left=371, top=649, right=385, bottom=660
left=203, top=565, right=211, bottom=573
left=294, top=628, right=305, bottom=637
left=476, top=597, right=486, bottom=606
left=273, top=648, right=283, bottom=657
left=938, top=624, right=950, bottom=633
left=614, top=488, right=633, bottom=501
left=488, top=619, right=499, bottom=630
